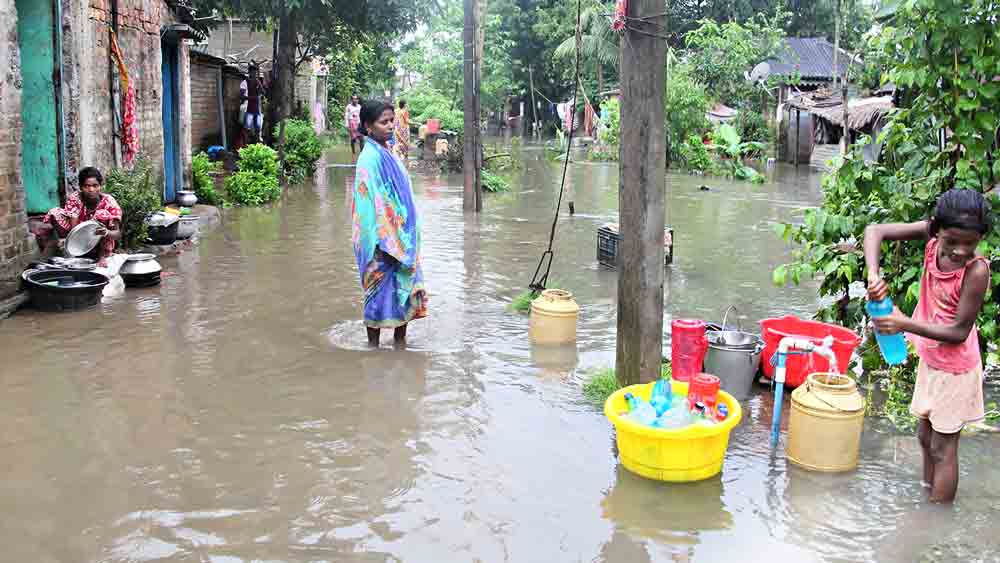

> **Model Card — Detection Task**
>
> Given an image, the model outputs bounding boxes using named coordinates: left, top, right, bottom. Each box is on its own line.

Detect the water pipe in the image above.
left=770, top=335, right=836, bottom=448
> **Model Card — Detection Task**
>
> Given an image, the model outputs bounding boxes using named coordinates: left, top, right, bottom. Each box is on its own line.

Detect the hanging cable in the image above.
left=528, top=0, right=585, bottom=293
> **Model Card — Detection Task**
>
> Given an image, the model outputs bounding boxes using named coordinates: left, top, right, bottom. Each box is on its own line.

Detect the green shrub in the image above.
left=225, top=171, right=281, bottom=206
left=191, top=152, right=223, bottom=205
left=482, top=170, right=510, bottom=193
left=226, top=144, right=281, bottom=206
left=598, top=98, right=621, bottom=147
left=407, top=85, right=464, bottom=133
left=237, top=143, right=279, bottom=177
left=274, top=119, right=323, bottom=183
left=733, top=110, right=771, bottom=156
left=677, top=135, right=713, bottom=172
left=103, top=157, right=160, bottom=250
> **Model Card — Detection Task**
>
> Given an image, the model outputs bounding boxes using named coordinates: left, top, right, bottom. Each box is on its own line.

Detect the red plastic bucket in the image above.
left=759, top=316, right=861, bottom=388
left=426, top=119, right=441, bottom=134
left=689, top=373, right=721, bottom=409
left=671, top=319, right=708, bottom=382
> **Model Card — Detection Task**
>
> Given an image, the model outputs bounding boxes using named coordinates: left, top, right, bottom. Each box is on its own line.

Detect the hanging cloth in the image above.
left=110, top=32, right=140, bottom=165
left=612, top=0, right=627, bottom=32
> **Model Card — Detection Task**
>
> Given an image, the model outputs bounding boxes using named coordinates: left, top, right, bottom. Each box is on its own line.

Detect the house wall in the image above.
left=0, top=1, right=38, bottom=307
left=190, top=59, right=223, bottom=149
left=61, top=0, right=191, bottom=195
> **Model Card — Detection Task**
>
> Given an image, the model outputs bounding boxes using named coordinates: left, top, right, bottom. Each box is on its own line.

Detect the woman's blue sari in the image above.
left=352, top=137, right=427, bottom=328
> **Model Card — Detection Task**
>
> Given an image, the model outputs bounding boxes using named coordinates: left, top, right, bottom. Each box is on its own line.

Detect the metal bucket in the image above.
left=702, top=307, right=762, bottom=399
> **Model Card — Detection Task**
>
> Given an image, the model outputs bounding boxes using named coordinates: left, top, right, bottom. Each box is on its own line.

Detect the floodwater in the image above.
left=2, top=143, right=999, bottom=562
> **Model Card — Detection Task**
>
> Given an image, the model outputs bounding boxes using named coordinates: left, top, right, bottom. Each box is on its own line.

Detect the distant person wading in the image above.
left=351, top=100, right=427, bottom=347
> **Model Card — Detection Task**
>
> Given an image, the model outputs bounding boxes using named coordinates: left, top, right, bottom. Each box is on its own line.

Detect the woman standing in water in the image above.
left=352, top=100, right=428, bottom=347
left=392, top=99, right=411, bottom=166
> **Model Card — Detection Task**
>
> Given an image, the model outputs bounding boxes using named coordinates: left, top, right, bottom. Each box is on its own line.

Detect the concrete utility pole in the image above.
left=463, top=0, right=482, bottom=212
left=616, top=0, right=667, bottom=386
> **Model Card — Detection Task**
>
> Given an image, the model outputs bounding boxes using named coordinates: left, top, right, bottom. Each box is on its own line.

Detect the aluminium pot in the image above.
left=176, top=215, right=199, bottom=239
left=703, top=330, right=764, bottom=400
left=177, top=190, right=198, bottom=207
left=120, top=253, right=162, bottom=276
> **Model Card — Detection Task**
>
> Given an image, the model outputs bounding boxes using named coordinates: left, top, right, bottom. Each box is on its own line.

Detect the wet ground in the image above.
left=2, top=144, right=999, bottom=562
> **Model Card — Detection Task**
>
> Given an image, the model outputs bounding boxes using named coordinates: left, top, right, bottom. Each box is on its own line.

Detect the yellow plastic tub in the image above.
left=604, top=381, right=743, bottom=482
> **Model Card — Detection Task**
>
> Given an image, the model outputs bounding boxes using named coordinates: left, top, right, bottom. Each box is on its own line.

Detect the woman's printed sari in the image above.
left=352, top=138, right=427, bottom=328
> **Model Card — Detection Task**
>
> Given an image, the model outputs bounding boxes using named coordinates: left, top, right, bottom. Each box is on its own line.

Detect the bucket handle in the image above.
left=803, top=378, right=857, bottom=413
left=721, top=305, right=743, bottom=332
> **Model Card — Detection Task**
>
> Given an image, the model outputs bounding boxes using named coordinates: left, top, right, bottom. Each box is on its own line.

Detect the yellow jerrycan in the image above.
left=529, top=289, right=580, bottom=345
left=787, top=373, right=865, bottom=472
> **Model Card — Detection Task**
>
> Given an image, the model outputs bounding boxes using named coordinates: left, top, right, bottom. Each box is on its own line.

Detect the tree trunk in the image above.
left=616, top=0, right=667, bottom=386
left=463, top=0, right=481, bottom=212
left=275, top=8, right=298, bottom=177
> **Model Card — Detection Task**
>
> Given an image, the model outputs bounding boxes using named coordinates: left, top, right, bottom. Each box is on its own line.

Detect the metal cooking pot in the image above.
left=702, top=306, right=764, bottom=399
left=120, top=253, right=162, bottom=276
left=176, top=215, right=199, bottom=240
left=704, top=333, right=764, bottom=400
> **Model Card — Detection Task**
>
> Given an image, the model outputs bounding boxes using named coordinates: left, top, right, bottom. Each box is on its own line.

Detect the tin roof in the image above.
left=751, top=37, right=855, bottom=83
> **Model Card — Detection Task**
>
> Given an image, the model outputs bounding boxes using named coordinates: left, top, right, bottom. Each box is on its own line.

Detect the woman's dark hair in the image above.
left=929, top=188, right=992, bottom=236
left=398, top=99, right=407, bottom=109
left=358, top=100, right=394, bottom=136
left=78, top=166, right=103, bottom=186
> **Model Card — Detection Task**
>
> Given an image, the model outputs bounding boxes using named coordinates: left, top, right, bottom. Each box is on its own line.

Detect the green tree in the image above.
left=775, top=0, right=1000, bottom=379
left=683, top=11, right=788, bottom=112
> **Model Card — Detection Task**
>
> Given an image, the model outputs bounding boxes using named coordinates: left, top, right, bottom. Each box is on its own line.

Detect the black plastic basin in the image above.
left=24, top=269, right=109, bottom=312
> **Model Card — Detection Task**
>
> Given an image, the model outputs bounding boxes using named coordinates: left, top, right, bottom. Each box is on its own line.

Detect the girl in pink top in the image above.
left=863, top=188, right=992, bottom=503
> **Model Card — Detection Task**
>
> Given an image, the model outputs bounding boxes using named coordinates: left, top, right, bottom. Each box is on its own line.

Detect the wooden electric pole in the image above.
left=463, top=0, right=482, bottom=212
left=616, top=0, right=667, bottom=386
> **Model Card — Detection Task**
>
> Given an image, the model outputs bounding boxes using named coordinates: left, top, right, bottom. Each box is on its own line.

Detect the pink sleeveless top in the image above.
left=909, top=238, right=988, bottom=374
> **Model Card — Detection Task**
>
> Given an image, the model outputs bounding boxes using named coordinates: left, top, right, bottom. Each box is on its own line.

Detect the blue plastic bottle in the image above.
left=866, top=297, right=908, bottom=365
left=649, top=376, right=674, bottom=416
left=624, top=392, right=659, bottom=427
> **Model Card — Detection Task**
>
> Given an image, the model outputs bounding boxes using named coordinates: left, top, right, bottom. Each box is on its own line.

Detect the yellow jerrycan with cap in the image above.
left=529, top=289, right=580, bottom=345
left=787, top=372, right=865, bottom=472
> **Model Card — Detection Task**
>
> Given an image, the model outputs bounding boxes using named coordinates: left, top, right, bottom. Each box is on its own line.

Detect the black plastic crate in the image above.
left=597, top=225, right=673, bottom=269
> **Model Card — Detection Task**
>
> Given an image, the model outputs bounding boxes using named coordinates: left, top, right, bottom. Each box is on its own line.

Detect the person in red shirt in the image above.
left=39, top=167, right=123, bottom=265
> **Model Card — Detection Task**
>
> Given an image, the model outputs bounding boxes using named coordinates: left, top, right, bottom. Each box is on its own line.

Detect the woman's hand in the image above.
left=867, top=274, right=889, bottom=302
left=94, top=226, right=108, bottom=237
left=872, top=306, right=909, bottom=335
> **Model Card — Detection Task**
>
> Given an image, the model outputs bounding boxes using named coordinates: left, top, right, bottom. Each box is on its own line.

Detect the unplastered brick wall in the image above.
left=190, top=59, right=222, bottom=149
left=62, top=0, right=191, bottom=193
left=0, top=1, right=36, bottom=300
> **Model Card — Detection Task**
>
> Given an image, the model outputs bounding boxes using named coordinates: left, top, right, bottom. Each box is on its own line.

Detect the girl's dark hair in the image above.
left=929, top=188, right=993, bottom=236
left=358, top=100, right=394, bottom=136
left=78, top=166, right=103, bottom=186
left=398, top=99, right=407, bottom=109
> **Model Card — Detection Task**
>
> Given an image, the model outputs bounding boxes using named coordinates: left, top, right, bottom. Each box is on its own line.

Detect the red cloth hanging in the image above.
left=110, top=33, right=140, bottom=165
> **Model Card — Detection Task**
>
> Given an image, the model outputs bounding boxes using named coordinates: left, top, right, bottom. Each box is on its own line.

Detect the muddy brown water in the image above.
left=2, top=145, right=999, bottom=562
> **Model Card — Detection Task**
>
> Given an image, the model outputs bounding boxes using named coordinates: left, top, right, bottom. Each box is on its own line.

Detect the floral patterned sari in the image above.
left=351, top=138, right=427, bottom=328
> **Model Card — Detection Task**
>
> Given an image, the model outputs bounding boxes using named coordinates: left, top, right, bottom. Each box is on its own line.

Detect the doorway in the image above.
left=161, top=40, right=181, bottom=202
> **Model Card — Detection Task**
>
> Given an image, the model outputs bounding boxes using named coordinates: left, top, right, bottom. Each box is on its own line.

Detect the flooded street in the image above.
left=2, top=146, right=999, bottom=562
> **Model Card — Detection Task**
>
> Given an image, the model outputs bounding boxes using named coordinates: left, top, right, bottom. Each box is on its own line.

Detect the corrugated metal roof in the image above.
left=765, top=37, right=852, bottom=81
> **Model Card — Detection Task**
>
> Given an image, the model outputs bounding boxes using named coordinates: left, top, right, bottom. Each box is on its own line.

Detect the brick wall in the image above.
left=190, top=60, right=222, bottom=150
left=62, top=0, right=186, bottom=194
left=0, top=1, right=37, bottom=302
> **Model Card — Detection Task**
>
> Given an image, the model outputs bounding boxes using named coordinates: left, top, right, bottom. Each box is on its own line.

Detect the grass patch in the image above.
left=582, top=361, right=672, bottom=406
left=583, top=368, right=620, bottom=404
